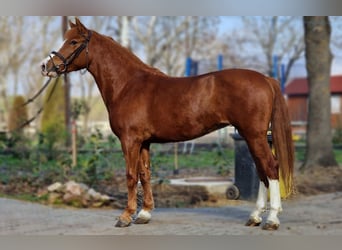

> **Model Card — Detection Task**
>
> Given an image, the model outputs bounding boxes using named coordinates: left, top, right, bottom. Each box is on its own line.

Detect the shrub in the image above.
left=40, top=77, right=66, bottom=154
left=8, top=95, right=28, bottom=133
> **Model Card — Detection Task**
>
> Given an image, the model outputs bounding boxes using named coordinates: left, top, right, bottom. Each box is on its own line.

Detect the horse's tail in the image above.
left=269, top=78, right=295, bottom=198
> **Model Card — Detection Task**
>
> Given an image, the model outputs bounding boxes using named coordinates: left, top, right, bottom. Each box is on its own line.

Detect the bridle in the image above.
left=49, top=30, right=92, bottom=75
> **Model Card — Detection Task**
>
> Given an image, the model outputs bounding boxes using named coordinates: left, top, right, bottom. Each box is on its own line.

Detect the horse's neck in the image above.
left=87, top=32, right=146, bottom=104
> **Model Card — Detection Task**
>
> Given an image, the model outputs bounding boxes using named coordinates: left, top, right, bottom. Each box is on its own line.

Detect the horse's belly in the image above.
left=151, top=120, right=229, bottom=143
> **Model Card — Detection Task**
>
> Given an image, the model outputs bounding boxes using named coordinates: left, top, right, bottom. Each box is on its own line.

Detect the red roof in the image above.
left=285, top=75, right=342, bottom=96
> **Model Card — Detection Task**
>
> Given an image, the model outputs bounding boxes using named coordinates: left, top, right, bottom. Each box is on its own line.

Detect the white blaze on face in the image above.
left=55, top=39, right=67, bottom=52
left=40, top=55, right=51, bottom=68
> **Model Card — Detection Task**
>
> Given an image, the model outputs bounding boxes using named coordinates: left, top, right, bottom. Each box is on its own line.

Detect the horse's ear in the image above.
left=75, top=17, right=82, bottom=26
left=75, top=17, right=88, bottom=34
left=69, top=20, right=76, bottom=28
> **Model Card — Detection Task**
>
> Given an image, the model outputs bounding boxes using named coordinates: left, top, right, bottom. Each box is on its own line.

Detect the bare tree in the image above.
left=101, top=16, right=133, bottom=49
left=229, top=16, right=304, bottom=81
left=302, top=16, right=338, bottom=168
left=131, top=16, right=220, bottom=76
left=0, top=17, right=22, bottom=120
left=24, top=17, right=60, bottom=131
left=0, top=17, right=32, bottom=98
left=0, top=17, right=60, bottom=131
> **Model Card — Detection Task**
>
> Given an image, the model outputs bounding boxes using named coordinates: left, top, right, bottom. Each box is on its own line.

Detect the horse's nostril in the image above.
left=41, top=63, right=46, bottom=71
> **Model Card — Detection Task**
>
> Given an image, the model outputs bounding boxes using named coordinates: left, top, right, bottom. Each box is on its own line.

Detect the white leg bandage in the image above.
left=249, top=181, right=267, bottom=223
left=266, top=178, right=282, bottom=225
left=136, top=209, right=151, bottom=223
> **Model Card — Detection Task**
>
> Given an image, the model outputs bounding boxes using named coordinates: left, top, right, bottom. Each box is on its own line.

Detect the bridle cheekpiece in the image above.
left=49, top=30, right=92, bottom=75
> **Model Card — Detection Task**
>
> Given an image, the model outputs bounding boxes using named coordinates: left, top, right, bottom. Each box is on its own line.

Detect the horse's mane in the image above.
left=98, top=31, right=166, bottom=77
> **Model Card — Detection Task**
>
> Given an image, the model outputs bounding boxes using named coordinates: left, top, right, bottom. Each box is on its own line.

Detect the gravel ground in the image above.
left=0, top=192, right=341, bottom=235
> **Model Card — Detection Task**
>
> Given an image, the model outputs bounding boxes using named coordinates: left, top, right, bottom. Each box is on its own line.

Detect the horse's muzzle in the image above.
left=41, top=61, right=58, bottom=78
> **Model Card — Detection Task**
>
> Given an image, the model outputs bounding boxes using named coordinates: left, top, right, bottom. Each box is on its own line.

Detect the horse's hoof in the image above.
left=115, top=218, right=131, bottom=228
left=134, top=209, right=151, bottom=224
left=262, top=221, right=279, bottom=231
left=134, top=217, right=150, bottom=224
left=245, top=218, right=261, bottom=227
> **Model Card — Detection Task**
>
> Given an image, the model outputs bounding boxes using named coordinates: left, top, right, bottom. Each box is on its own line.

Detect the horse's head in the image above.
left=41, top=18, right=92, bottom=77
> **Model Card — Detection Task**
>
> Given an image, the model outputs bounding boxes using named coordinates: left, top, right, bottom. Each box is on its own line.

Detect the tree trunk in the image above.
left=62, top=16, right=71, bottom=147
left=302, top=16, right=338, bottom=168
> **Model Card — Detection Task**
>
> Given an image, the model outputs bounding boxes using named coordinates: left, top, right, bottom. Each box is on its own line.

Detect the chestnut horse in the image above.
left=41, top=18, right=294, bottom=230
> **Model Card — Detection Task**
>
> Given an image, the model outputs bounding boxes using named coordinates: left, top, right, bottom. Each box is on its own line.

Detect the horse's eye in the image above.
left=70, top=40, right=77, bottom=45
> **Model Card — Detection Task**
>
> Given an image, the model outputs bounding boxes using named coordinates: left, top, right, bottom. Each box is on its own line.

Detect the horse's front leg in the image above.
left=115, top=139, right=141, bottom=227
left=135, top=142, right=154, bottom=224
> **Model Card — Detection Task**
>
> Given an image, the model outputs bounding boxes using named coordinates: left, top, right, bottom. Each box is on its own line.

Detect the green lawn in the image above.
left=294, top=145, right=342, bottom=164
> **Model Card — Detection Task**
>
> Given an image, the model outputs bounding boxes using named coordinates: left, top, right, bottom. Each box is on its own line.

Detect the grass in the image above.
left=151, top=148, right=234, bottom=169
left=294, top=145, right=342, bottom=164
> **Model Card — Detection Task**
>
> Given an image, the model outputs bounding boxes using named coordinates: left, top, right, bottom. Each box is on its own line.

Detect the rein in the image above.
left=15, top=76, right=60, bottom=131
left=21, top=77, right=52, bottom=107
left=50, top=30, right=92, bottom=75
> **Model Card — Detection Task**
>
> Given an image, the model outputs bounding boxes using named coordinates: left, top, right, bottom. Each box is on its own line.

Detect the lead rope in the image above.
left=21, top=77, right=52, bottom=107
left=14, top=76, right=60, bottom=131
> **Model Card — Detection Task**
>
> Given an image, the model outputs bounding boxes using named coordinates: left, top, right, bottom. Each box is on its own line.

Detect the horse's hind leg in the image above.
left=135, top=142, right=154, bottom=224
left=244, top=134, right=282, bottom=230
left=245, top=180, right=267, bottom=227
left=263, top=177, right=282, bottom=230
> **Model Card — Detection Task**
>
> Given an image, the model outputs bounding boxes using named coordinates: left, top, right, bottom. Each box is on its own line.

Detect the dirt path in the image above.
left=0, top=192, right=341, bottom=235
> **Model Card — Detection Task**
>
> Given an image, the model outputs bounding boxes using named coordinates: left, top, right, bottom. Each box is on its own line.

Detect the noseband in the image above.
left=49, top=30, right=92, bottom=74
